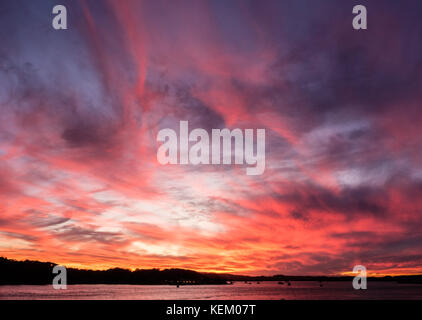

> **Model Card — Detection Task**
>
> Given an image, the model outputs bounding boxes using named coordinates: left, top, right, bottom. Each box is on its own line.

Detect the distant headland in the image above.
left=1, top=257, right=421, bottom=285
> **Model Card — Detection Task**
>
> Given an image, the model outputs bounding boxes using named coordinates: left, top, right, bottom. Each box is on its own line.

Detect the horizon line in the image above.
left=3, top=256, right=422, bottom=279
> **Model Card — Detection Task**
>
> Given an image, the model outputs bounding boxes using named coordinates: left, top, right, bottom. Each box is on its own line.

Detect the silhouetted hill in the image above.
left=205, top=272, right=422, bottom=283
left=0, top=257, right=226, bottom=285
left=1, top=257, right=421, bottom=285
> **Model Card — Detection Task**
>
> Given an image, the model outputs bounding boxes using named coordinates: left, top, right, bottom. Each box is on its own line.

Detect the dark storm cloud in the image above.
left=0, top=54, right=123, bottom=153
left=152, top=80, right=226, bottom=132
left=0, top=0, right=131, bottom=155
left=210, top=0, right=422, bottom=140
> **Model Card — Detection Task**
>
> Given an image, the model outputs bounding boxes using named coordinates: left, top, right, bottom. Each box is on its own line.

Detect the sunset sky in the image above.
left=1, top=0, right=422, bottom=276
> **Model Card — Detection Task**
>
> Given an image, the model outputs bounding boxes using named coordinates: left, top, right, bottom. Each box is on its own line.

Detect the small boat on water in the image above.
left=287, top=281, right=291, bottom=286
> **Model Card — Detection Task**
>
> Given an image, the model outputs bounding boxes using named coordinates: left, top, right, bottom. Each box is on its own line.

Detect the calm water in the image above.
left=1, top=281, right=422, bottom=300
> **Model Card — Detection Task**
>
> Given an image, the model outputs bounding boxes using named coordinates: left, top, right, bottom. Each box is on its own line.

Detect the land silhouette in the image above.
left=1, top=257, right=421, bottom=285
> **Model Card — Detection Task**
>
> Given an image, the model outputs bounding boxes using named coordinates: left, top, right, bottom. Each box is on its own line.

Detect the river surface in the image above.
left=1, top=281, right=422, bottom=300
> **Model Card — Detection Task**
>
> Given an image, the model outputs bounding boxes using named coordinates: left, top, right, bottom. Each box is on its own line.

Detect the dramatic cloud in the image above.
left=0, top=0, right=421, bottom=275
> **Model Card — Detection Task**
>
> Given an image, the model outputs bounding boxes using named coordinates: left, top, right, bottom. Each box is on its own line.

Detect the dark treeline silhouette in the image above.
left=1, top=257, right=421, bottom=285
left=0, top=257, right=226, bottom=285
